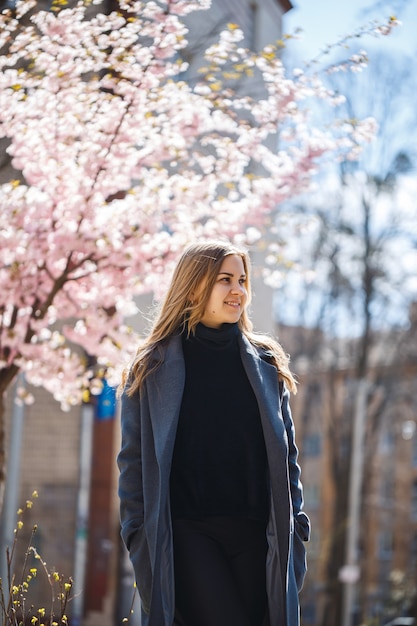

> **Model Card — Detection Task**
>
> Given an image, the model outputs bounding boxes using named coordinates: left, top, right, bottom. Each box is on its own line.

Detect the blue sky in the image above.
left=273, top=1, right=417, bottom=333
left=282, top=0, right=417, bottom=61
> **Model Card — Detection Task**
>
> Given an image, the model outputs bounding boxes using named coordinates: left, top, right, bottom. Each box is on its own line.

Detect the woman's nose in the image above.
left=231, top=282, right=244, bottom=294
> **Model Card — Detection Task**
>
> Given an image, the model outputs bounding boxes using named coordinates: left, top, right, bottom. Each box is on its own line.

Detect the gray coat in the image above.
left=117, top=332, right=310, bottom=626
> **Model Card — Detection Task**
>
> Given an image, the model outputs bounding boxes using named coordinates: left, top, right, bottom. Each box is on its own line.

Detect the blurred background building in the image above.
left=279, top=307, right=417, bottom=625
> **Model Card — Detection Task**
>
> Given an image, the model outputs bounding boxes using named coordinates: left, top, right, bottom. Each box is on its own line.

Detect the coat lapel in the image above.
left=146, top=334, right=186, bottom=471
left=239, top=335, right=290, bottom=626
left=238, top=334, right=287, bottom=448
left=239, top=334, right=290, bottom=510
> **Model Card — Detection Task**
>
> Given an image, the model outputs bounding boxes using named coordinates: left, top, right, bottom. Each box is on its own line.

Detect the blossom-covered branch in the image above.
left=0, top=0, right=396, bottom=409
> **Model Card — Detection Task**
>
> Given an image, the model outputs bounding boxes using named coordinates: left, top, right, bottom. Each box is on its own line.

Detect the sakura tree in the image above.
left=0, top=0, right=396, bottom=504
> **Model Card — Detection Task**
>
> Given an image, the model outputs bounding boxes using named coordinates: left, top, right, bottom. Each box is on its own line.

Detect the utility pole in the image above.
left=72, top=402, right=94, bottom=626
left=341, top=378, right=368, bottom=626
left=0, top=374, right=25, bottom=587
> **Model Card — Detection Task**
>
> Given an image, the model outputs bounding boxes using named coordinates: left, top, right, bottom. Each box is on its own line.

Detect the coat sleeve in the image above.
left=117, top=384, right=153, bottom=614
left=117, top=384, right=145, bottom=550
left=281, top=383, right=310, bottom=591
left=281, top=383, right=310, bottom=539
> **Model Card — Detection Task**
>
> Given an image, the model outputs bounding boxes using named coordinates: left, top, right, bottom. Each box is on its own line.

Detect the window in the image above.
left=411, top=479, right=417, bottom=520
left=304, top=484, right=320, bottom=510
left=380, top=474, right=394, bottom=505
left=303, top=433, right=322, bottom=457
left=412, top=433, right=417, bottom=467
left=301, top=601, right=316, bottom=624
left=411, top=533, right=417, bottom=568
left=306, top=528, right=320, bottom=558
left=377, top=530, right=393, bottom=561
left=380, top=429, right=395, bottom=454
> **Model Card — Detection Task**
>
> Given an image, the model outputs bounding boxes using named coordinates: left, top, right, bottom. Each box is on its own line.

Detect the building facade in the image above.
left=279, top=316, right=417, bottom=626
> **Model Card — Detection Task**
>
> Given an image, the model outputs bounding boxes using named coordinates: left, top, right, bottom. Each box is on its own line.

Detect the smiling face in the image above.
left=199, top=254, right=248, bottom=329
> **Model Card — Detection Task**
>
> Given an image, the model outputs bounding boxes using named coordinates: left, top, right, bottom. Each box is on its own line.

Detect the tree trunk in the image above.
left=0, top=391, right=5, bottom=515
left=321, top=369, right=351, bottom=626
left=321, top=458, right=350, bottom=626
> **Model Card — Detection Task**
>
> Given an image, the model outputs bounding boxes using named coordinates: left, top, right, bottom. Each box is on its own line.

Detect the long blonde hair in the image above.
left=122, top=240, right=297, bottom=395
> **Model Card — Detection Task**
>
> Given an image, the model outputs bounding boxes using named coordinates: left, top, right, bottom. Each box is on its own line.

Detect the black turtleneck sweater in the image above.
left=169, top=322, right=269, bottom=521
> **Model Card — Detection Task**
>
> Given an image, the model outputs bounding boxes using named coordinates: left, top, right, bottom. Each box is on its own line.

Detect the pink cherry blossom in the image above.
left=0, top=0, right=397, bottom=424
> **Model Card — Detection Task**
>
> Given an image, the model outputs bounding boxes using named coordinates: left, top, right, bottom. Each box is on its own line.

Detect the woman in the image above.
left=117, top=241, right=310, bottom=626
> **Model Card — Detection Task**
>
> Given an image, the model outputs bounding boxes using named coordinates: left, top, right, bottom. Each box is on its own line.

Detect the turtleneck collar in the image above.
left=186, top=322, right=239, bottom=349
